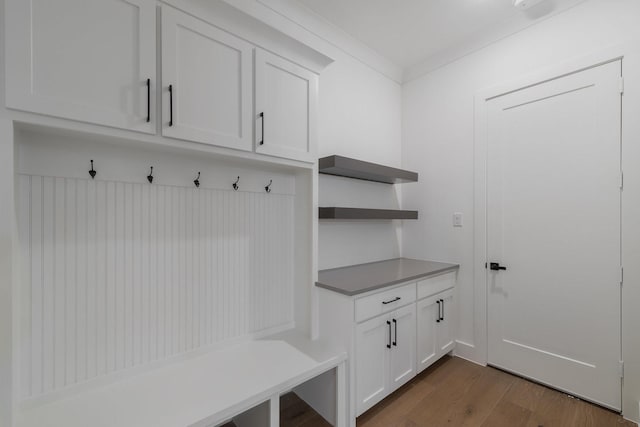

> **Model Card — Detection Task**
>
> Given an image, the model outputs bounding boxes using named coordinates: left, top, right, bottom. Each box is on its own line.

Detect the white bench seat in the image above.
left=15, top=332, right=347, bottom=427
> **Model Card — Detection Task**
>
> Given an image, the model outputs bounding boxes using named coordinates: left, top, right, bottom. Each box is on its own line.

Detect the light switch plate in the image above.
left=453, top=212, right=463, bottom=227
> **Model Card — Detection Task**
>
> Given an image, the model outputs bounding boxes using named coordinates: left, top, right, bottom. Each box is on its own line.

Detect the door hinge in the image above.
left=620, top=77, right=625, bottom=95
left=619, top=360, right=624, bottom=378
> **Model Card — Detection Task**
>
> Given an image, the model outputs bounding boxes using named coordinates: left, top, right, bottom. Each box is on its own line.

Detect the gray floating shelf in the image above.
left=319, top=207, right=418, bottom=220
left=319, top=155, right=418, bottom=184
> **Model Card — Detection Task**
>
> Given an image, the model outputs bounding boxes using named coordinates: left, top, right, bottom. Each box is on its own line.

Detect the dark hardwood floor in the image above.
left=223, top=356, right=636, bottom=427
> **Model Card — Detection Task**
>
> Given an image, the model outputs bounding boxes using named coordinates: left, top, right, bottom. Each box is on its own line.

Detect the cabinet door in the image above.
left=437, top=289, right=456, bottom=356
left=416, top=295, right=439, bottom=373
left=255, top=49, right=318, bottom=162
left=388, top=304, right=416, bottom=392
left=161, top=7, right=253, bottom=150
left=6, top=0, right=156, bottom=133
left=355, top=315, right=390, bottom=416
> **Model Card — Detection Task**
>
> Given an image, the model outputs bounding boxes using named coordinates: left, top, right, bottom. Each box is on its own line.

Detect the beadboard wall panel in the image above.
left=17, top=174, right=295, bottom=400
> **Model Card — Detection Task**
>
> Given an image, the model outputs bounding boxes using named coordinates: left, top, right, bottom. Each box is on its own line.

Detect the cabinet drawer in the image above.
left=417, top=271, right=456, bottom=300
left=355, top=283, right=416, bottom=323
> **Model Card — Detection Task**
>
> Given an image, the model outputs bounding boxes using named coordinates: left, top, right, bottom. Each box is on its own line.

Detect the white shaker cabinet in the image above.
left=355, top=302, right=416, bottom=415
left=355, top=315, right=389, bottom=414
left=255, top=49, right=318, bottom=162
left=317, top=260, right=458, bottom=424
left=161, top=7, right=254, bottom=151
left=416, top=275, right=456, bottom=374
left=6, top=0, right=157, bottom=133
left=387, top=304, right=417, bottom=392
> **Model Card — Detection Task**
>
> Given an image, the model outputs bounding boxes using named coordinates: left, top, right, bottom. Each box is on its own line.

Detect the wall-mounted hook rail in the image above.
left=89, top=160, right=97, bottom=179
left=147, top=167, right=154, bottom=184
left=233, top=176, right=240, bottom=191
left=265, top=179, right=272, bottom=193
left=194, top=172, right=201, bottom=188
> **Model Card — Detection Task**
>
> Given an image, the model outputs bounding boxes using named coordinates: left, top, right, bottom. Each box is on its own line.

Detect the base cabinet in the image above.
left=417, top=288, right=455, bottom=373
left=355, top=303, right=416, bottom=415
left=318, top=271, right=456, bottom=424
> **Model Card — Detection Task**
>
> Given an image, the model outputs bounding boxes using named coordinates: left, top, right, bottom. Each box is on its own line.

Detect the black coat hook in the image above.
left=89, top=160, right=97, bottom=179
left=265, top=179, right=272, bottom=193
left=232, top=176, right=240, bottom=191
left=194, top=172, right=201, bottom=188
left=147, top=166, right=154, bottom=184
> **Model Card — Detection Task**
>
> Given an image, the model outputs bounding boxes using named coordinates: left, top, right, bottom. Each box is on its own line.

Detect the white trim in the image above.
left=474, top=43, right=629, bottom=366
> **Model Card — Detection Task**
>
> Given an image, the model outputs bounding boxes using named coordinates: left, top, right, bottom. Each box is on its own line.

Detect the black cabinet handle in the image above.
left=386, top=321, right=391, bottom=349
left=169, top=84, right=174, bottom=127
left=440, top=299, right=445, bottom=321
left=392, top=319, right=397, bottom=346
left=146, top=79, right=151, bottom=123
left=382, top=297, right=401, bottom=305
left=259, top=112, right=264, bottom=145
left=436, top=301, right=441, bottom=323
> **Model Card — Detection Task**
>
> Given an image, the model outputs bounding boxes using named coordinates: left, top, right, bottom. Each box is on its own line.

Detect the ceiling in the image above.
left=296, top=0, right=584, bottom=70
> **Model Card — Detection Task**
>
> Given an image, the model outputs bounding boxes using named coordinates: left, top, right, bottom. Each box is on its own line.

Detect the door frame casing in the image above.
left=472, top=43, right=639, bottom=416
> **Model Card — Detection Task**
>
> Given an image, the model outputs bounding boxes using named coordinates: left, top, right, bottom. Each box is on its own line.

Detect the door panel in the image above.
left=162, top=7, right=253, bottom=150
left=255, top=49, right=318, bottom=162
left=437, top=290, right=455, bottom=356
left=355, top=315, right=389, bottom=416
left=416, top=296, right=438, bottom=373
left=6, top=0, right=156, bottom=133
left=486, top=60, right=622, bottom=410
left=388, top=304, right=416, bottom=392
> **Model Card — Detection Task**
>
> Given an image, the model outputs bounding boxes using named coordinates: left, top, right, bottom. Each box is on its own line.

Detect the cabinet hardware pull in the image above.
left=169, top=84, right=174, bottom=127
left=392, top=319, right=397, bottom=346
left=259, top=112, right=264, bottom=145
left=146, top=78, right=151, bottom=123
left=440, top=299, right=444, bottom=321
left=382, top=297, right=401, bottom=305
left=436, top=300, right=441, bottom=323
left=387, top=321, right=391, bottom=349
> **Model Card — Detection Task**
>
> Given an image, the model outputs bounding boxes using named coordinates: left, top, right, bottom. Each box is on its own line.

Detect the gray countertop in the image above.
left=316, top=258, right=459, bottom=296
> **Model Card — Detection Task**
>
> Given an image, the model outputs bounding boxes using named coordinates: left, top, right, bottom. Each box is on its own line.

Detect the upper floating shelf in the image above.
left=318, top=155, right=418, bottom=184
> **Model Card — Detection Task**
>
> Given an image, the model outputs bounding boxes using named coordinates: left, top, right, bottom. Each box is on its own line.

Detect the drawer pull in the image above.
left=382, top=297, right=401, bottom=305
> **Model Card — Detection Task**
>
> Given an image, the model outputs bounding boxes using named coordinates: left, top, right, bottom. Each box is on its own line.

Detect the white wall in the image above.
left=318, top=54, right=403, bottom=270
left=402, top=0, right=640, bottom=422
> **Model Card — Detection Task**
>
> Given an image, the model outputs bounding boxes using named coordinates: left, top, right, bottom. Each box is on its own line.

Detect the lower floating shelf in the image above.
left=319, top=207, right=418, bottom=220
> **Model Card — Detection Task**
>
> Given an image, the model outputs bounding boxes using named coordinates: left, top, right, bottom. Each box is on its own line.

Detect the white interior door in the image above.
left=486, top=60, right=622, bottom=410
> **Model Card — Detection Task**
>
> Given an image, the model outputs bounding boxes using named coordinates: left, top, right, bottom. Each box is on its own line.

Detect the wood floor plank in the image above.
left=480, top=400, right=532, bottom=427
left=356, top=356, right=634, bottom=427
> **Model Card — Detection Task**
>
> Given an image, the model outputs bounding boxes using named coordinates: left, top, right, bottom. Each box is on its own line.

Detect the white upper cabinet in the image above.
left=161, top=7, right=254, bottom=151
left=255, top=49, right=318, bottom=162
left=6, top=0, right=156, bottom=134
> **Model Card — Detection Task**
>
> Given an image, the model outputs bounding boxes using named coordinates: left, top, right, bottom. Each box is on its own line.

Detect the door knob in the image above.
left=490, top=262, right=507, bottom=271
